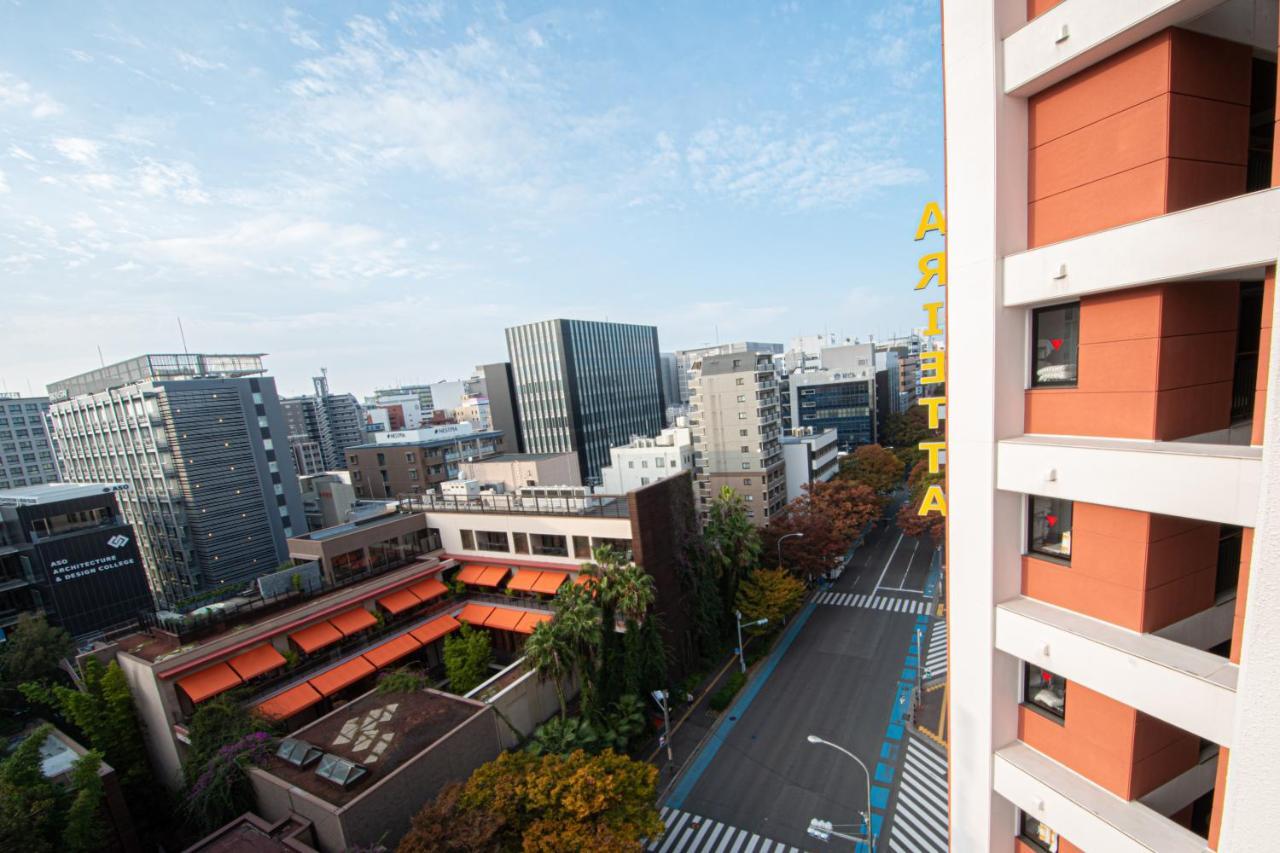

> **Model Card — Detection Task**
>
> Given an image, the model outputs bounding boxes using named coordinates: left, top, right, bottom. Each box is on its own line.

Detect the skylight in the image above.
left=315, top=753, right=368, bottom=789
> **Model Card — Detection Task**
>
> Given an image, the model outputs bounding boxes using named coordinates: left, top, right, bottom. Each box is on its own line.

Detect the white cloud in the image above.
left=526, top=28, right=545, bottom=48
left=0, top=71, right=62, bottom=118
left=0, top=169, right=8, bottom=193
left=175, top=50, right=226, bottom=71
left=133, top=159, right=209, bottom=203
left=67, top=49, right=94, bottom=63
left=8, top=145, right=36, bottom=161
left=52, top=137, right=101, bottom=164
left=282, top=8, right=322, bottom=50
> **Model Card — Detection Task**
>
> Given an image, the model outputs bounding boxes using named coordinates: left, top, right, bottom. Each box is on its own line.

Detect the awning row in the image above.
left=506, top=569, right=570, bottom=594
left=175, top=641, right=289, bottom=704
left=455, top=564, right=510, bottom=587
left=377, top=575, right=448, bottom=615
left=256, top=613, right=463, bottom=720
left=456, top=603, right=552, bottom=635
left=289, top=606, right=378, bottom=654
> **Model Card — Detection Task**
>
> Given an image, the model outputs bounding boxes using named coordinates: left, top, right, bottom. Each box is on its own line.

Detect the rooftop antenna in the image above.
left=177, top=317, right=190, bottom=355
left=97, top=345, right=105, bottom=367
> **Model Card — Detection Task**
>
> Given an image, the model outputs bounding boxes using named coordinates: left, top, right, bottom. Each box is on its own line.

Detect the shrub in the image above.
left=708, top=672, right=746, bottom=712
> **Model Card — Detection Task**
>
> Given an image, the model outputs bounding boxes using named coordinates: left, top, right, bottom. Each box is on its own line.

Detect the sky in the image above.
left=0, top=1, right=943, bottom=399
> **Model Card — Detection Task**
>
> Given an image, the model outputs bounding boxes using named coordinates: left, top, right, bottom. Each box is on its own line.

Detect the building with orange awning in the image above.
left=227, top=644, right=287, bottom=681
left=376, top=588, right=420, bottom=615
left=482, top=607, right=525, bottom=632
left=309, top=657, right=375, bottom=697
left=328, top=607, right=377, bottom=637
left=289, top=620, right=343, bottom=654
left=411, top=614, right=461, bottom=646
left=257, top=682, right=322, bottom=720
left=362, top=633, right=421, bottom=669
left=177, top=662, right=242, bottom=705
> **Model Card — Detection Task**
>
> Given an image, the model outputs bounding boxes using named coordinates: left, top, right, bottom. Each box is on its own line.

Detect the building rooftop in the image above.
left=471, top=452, right=569, bottom=463
left=289, top=508, right=403, bottom=542
left=48, top=353, right=267, bottom=400
left=0, top=482, right=129, bottom=507
left=259, top=687, right=486, bottom=806
left=347, top=429, right=503, bottom=451
left=182, top=813, right=318, bottom=853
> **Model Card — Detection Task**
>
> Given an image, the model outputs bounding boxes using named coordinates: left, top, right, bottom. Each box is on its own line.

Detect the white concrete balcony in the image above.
left=993, top=741, right=1210, bottom=853
left=1004, top=187, right=1280, bottom=307
left=996, top=595, right=1237, bottom=746
left=1003, top=0, right=1226, bottom=97
left=997, top=434, right=1261, bottom=527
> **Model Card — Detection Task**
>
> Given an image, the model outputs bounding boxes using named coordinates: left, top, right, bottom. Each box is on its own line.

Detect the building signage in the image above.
left=914, top=201, right=947, bottom=519
left=49, top=546, right=138, bottom=584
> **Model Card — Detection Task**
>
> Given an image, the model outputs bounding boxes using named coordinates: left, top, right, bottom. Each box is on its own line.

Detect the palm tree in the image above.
left=523, top=621, right=572, bottom=719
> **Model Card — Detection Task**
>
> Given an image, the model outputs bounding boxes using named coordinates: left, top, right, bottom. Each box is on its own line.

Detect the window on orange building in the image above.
left=1024, top=663, right=1066, bottom=721
left=1019, top=811, right=1060, bottom=852
left=1028, top=496, right=1072, bottom=561
left=1031, top=303, right=1079, bottom=387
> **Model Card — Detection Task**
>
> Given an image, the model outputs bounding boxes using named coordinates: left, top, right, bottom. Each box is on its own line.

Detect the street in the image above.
left=651, top=509, right=947, bottom=852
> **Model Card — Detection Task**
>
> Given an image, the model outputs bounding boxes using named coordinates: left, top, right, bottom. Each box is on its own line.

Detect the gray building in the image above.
left=46, top=354, right=305, bottom=608
left=505, top=319, right=663, bottom=483
left=672, top=342, right=783, bottom=408
left=476, top=362, right=524, bottom=455
left=658, top=353, right=682, bottom=425
left=0, top=394, right=59, bottom=490
left=281, top=371, right=364, bottom=475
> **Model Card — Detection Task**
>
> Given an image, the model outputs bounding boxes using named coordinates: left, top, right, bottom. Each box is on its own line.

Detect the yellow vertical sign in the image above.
left=914, top=202, right=946, bottom=518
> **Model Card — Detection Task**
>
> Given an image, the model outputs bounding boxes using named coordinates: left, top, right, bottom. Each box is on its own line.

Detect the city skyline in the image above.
left=0, top=0, right=943, bottom=399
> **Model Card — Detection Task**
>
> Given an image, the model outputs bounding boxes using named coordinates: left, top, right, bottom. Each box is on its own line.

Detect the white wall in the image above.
left=427, top=511, right=634, bottom=567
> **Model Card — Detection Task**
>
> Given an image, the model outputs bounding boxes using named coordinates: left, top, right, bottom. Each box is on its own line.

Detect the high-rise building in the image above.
left=785, top=367, right=877, bottom=451
left=476, top=362, right=524, bottom=455
left=673, top=342, right=784, bottom=408
left=281, top=372, right=364, bottom=475
left=689, top=350, right=786, bottom=526
left=47, top=354, right=305, bottom=607
left=943, top=5, right=1278, bottom=851
left=505, top=319, right=664, bottom=483
left=0, top=394, right=59, bottom=489
left=658, top=353, right=683, bottom=423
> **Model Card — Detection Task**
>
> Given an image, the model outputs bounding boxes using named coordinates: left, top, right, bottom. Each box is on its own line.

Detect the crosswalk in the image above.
left=923, top=619, right=947, bottom=681
left=816, top=590, right=935, bottom=615
left=647, top=807, right=802, bottom=853
left=887, top=737, right=949, bottom=853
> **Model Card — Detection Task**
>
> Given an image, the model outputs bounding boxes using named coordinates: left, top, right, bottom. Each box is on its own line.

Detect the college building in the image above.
left=943, top=2, right=1278, bottom=851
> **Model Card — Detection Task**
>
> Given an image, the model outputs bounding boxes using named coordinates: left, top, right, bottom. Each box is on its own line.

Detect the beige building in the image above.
left=689, top=351, right=786, bottom=525
left=458, top=452, right=582, bottom=491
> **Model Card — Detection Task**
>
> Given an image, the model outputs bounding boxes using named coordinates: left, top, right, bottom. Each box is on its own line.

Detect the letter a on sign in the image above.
left=918, top=485, right=948, bottom=517
left=914, top=201, right=947, bottom=241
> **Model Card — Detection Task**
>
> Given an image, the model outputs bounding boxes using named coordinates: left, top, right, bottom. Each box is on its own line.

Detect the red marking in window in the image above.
left=1050, top=338, right=1063, bottom=350
left=1046, top=514, right=1057, bottom=527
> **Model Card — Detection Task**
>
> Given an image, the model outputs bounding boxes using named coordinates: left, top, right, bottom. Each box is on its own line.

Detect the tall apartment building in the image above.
left=598, top=419, right=695, bottom=494
left=673, top=342, right=784, bottom=407
left=280, top=372, right=364, bottom=476
left=944, top=4, right=1278, bottom=851
left=476, top=362, right=524, bottom=455
left=505, top=319, right=664, bottom=483
left=47, top=354, right=305, bottom=607
left=689, top=351, right=786, bottom=525
left=0, top=394, right=59, bottom=489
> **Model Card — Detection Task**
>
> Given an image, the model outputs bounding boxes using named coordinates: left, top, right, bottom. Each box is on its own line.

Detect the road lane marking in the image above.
left=649, top=810, right=793, bottom=853
left=871, top=532, right=905, bottom=598
left=896, top=537, right=921, bottom=588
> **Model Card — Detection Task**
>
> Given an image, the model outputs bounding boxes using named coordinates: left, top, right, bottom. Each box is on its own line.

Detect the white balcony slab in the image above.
left=996, top=595, right=1238, bottom=746
left=998, top=434, right=1261, bottom=528
left=1004, top=0, right=1227, bottom=97
left=994, top=741, right=1211, bottom=853
left=1004, top=188, right=1280, bottom=307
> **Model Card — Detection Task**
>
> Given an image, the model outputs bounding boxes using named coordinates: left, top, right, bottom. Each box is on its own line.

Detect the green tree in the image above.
left=763, top=480, right=880, bottom=580
left=735, top=568, right=806, bottom=633
left=63, top=750, right=107, bottom=853
left=444, top=624, right=493, bottom=694
left=0, top=613, right=73, bottom=687
left=581, top=546, right=656, bottom=712
left=184, top=693, right=265, bottom=783
left=526, top=715, right=601, bottom=756
left=21, top=658, right=150, bottom=804
left=549, top=583, right=604, bottom=715
left=523, top=620, right=574, bottom=719
left=397, top=782, right=506, bottom=853
left=884, top=404, right=938, bottom=448
left=183, top=731, right=273, bottom=836
left=0, top=724, right=64, bottom=852
left=839, top=443, right=905, bottom=499
left=704, top=487, right=761, bottom=634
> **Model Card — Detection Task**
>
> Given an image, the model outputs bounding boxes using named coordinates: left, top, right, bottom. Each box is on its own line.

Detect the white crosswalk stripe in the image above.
left=924, top=619, right=947, bottom=681
left=888, top=737, right=949, bottom=853
left=647, top=808, right=796, bottom=853
left=817, top=591, right=934, bottom=615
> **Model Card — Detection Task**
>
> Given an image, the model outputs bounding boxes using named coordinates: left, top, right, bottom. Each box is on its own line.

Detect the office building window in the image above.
left=531, top=534, right=567, bottom=557
left=1019, top=811, right=1060, bottom=852
left=738, top=412, right=746, bottom=420
left=1028, top=496, right=1072, bottom=561
left=1023, top=663, right=1066, bottom=721
left=573, top=535, right=592, bottom=559
left=1031, top=303, right=1079, bottom=387
left=460, top=529, right=475, bottom=550
left=475, top=530, right=509, bottom=552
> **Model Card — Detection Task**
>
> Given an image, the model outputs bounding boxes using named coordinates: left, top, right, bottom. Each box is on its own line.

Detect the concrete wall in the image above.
left=429, top=511, right=634, bottom=568
left=475, top=661, right=580, bottom=750
left=115, top=651, right=185, bottom=790
left=461, top=453, right=582, bottom=489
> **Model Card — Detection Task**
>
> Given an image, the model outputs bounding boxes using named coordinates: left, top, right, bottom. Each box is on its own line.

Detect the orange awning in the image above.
left=506, top=570, right=541, bottom=592
left=330, top=607, right=378, bottom=636
left=377, top=589, right=421, bottom=615
left=362, top=633, right=422, bottom=669
left=227, top=644, right=287, bottom=681
left=457, top=603, right=494, bottom=625
left=177, top=662, right=242, bottom=704
left=532, top=572, right=568, bottom=594
left=290, top=620, right=343, bottom=654
left=455, top=565, right=486, bottom=584
left=257, top=682, right=322, bottom=720
left=411, top=614, right=461, bottom=645
left=408, top=576, right=448, bottom=602
left=483, top=607, right=526, bottom=632
left=573, top=573, right=596, bottom=587
left=310, top=657, right=376, bottom=697
left=514, top=611, right=553, bottom=634
left=477, top=566, right=509, bottom=587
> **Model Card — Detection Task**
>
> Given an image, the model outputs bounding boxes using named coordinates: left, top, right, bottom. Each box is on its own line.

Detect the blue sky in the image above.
left=0, top=1, right=942, bottom=398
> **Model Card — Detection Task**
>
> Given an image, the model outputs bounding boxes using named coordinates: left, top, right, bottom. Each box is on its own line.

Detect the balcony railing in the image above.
left=399, top=493, right=631, bottom=518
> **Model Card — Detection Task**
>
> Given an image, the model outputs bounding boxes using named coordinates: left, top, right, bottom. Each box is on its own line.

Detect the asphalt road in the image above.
left=658, top=505, right=941, bottom=850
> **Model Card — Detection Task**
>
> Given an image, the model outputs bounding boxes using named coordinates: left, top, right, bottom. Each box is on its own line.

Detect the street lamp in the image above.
left=777, top=531, right=804, bottom=567
left=806, top=734, right=875, bottom=851
left=651, top=689, right=673, bottom=763
left=735, top=610, right=768, bottom=674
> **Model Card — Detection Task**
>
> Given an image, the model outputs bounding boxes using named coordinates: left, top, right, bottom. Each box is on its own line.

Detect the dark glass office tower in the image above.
left=505, top=320, right=663, bottom=483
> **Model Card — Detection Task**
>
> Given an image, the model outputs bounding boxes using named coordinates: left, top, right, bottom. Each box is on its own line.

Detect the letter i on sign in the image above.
left=914, top=201, right=947, bottom=518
